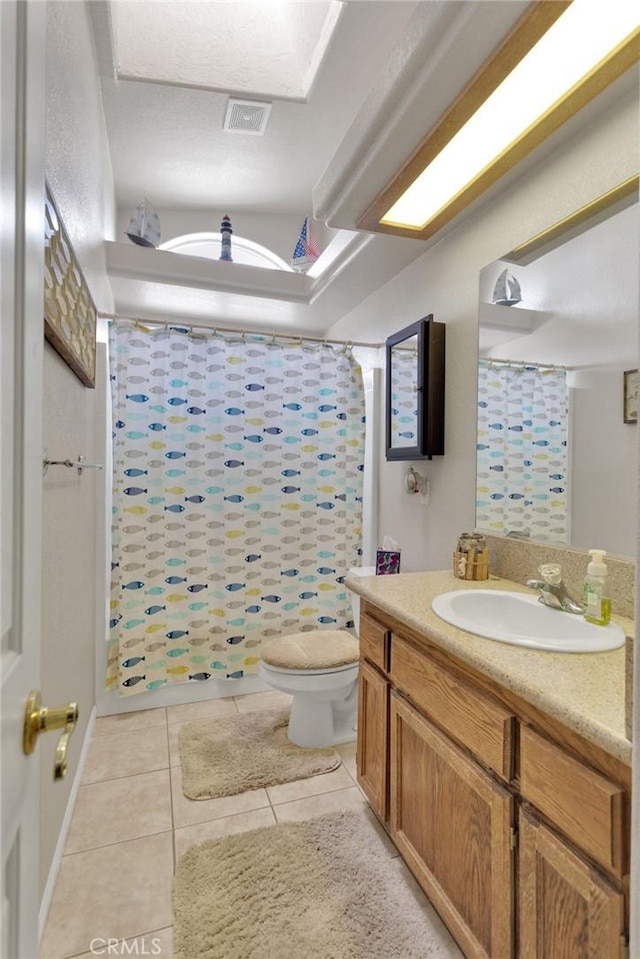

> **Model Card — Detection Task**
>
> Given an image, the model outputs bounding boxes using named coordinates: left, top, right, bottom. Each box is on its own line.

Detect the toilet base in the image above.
left=288, top=693, right=357, bottom=748
left=259, top=656, right=359, bottom=749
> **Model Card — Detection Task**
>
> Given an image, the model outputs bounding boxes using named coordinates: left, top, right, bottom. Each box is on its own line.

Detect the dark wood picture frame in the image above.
left=623, top=369, right=638, bottom=424
left=44, top=182, right=97, bottom=388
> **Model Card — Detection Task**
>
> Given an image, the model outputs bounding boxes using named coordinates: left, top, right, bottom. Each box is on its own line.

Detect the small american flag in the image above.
left=291, top=216, right=321, bottom=272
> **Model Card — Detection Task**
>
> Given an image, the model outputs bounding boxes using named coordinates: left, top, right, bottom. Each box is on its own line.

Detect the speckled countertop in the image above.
left=346, top=570, right=633, bottom=766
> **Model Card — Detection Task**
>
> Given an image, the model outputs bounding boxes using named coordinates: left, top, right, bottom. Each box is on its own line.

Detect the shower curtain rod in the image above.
left=102, top=313, right=381, bottom=350
left=479, top=357, right=573, bottom=372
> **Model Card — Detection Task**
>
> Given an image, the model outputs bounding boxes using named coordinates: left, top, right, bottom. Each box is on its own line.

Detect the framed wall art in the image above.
left=44, top=183, right=97, bottom=388
left=623, top=369, right=638, bottom=424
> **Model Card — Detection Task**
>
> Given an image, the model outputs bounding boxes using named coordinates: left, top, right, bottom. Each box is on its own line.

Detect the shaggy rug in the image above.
left=178, top=706, right=341, bottom=799
left=173, top=809, right=461, bottom=959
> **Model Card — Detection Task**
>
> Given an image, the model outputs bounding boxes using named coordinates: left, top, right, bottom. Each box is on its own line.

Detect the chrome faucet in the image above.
left=525, top=564, right=584, bottom=614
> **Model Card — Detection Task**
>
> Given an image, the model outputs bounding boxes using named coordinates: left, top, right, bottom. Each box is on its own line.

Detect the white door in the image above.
left=1, top=2, right=46, bottom=957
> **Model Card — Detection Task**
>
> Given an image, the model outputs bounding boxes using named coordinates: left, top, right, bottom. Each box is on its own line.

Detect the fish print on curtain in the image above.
left=107, top=323, right=365, bottom=695
left=389, top=348, right=417, bottom=448
left=476, top=363, right=568, bottom=543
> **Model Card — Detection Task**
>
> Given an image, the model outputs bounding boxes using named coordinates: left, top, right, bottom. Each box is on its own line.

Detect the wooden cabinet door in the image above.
left=390, top=692, right=514, bottom=959
left=356, top=658, right=389, bottom=822
left=519, top=808, right=624, bottom=959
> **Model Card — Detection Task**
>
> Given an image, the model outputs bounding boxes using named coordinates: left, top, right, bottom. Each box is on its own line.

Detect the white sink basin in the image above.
left=431, top=589, right=626, bottom=653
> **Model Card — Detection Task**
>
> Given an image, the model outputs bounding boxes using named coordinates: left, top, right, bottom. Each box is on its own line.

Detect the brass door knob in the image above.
left=23, top=691, right=79, bottom=780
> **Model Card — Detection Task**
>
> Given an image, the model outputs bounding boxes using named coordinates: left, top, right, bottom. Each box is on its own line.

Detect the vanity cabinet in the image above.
left=518, top=727, right=626, bottom=959
left=356, top=658, right=389, bottom=822
left=519, top=808, right=624, bottom=959
left=391, top=693, right=514, bottom=959
left=356, top=614, right=391, bottom=822
left=356, top=601, right=631, bottom=959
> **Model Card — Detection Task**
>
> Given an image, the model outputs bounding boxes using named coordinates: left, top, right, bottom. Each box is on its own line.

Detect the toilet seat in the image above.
left=261, top=629, right=359, bottom=671
left=260, top=659, right=357, bottom=678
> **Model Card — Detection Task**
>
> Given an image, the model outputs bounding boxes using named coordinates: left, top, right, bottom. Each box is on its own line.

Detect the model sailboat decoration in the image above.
left=125, top=198, right=161, bottom=248
left=492, top=268, right=522, bottom=306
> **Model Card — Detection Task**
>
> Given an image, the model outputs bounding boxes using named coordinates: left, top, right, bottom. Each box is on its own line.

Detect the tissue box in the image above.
left=376, top=549, right=401, bottom=575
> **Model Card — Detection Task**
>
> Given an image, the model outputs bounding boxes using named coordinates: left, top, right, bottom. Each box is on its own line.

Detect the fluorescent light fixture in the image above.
left=378, top=2, right=639, bottom=234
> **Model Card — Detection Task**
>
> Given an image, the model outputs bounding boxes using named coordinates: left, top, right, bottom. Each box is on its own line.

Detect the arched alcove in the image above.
left=158, top=232, right=293, bottom=271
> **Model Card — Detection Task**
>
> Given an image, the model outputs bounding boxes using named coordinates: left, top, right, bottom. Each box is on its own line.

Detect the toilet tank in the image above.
left=347, top=566, right=376, bottom=636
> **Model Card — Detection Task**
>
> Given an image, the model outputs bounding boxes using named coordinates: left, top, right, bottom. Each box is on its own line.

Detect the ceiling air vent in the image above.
left=223, top=98, right=272, bottom=136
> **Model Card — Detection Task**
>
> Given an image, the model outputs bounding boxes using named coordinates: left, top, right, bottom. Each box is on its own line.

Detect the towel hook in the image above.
left=43, top=454, right=103, bottom=477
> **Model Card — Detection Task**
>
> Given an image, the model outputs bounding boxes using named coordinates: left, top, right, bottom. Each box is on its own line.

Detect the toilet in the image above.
left=259, top=567, right=375, bottom=748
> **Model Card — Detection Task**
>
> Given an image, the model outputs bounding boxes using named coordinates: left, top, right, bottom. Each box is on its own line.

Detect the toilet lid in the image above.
left=261, top=629, right=359, bottom=670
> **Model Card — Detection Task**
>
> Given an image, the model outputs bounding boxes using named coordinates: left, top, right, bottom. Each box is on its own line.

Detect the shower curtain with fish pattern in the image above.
left=476, top=363, right=568, bottom=543
left=107, top=322, right=365, bottom=696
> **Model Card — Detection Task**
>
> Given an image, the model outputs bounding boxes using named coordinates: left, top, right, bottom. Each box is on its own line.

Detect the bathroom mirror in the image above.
left=476, top=180, right=639, bottom=558
left=386, top=315, right=445, bottom=461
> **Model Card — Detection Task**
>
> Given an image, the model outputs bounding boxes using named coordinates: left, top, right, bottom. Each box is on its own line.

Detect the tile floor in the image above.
left=40, top=689, right=463, bottom=959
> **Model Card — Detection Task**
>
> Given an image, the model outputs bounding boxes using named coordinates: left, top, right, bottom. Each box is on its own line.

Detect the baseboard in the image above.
left=39, top=705, right=97, bottom=940
left=95, top=673, right=271, bottom=717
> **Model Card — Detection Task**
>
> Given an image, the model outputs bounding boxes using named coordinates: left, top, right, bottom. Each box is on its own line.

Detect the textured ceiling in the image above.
left=111, top=0, right=342, bottom=100
left=97, top=0, right=421, bottom=213
left=94, top=0, right=628, bottom=334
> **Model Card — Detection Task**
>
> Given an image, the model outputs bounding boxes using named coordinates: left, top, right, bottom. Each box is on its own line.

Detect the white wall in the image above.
left=40, top=0, right=114, bottom=896
left=571, top=369, right=637, bottom=557
left=326, top=84, right=639, bottom=574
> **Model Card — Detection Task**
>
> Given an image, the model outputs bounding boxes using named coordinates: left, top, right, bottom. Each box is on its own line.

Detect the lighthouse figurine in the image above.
left=219, top=214, right=233, bottom=262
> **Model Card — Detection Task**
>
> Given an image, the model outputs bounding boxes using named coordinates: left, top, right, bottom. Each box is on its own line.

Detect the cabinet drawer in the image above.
left=359, top=613, right=389, bottom=673
left=390, top=634, right=514, bottom=780
left=520, top=726, right=625, bottom=877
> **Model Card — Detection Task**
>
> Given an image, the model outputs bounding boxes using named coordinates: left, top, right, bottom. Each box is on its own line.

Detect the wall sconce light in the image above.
left=359, top=1, right=639, bottom=241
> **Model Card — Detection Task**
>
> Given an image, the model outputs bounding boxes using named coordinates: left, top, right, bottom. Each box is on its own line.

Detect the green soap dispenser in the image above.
left=582, top=549, right=611, bottom=626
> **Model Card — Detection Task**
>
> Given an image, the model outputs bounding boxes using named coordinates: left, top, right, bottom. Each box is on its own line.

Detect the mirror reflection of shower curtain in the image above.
left=476, top=362, right=568, bottom=543
left=107, top=322, right=365, bottom=696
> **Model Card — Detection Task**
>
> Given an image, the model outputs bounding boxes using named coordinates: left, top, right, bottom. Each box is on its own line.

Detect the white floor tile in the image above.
left=266, top=762, right=354, bottom=805
left=233, top=689, right=293, bottom=713
left=166, top=697, right=237, bottom=725
left=81, top=725, right=169, bottom=784
left=66, top=769, right=172, bottom=853
left=174, top=807, right=276, bottom=861
left=73, top=926, right=173, bottom=959
left=335, top=740, right=357, bottom=781
left=273, top=784, right=368, bottom=823
left=40, top=833, right=173, bottom=959
left=93, top=707, right=167, bottom=737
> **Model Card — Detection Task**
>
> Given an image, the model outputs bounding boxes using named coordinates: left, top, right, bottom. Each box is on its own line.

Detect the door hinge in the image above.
left=510, top=826, right=518, bottom=851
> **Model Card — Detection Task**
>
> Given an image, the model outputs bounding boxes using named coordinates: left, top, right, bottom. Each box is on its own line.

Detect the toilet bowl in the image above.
left=259, top=629, right=359, bottom=748
left=259, top=569, right=376, bottom=748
